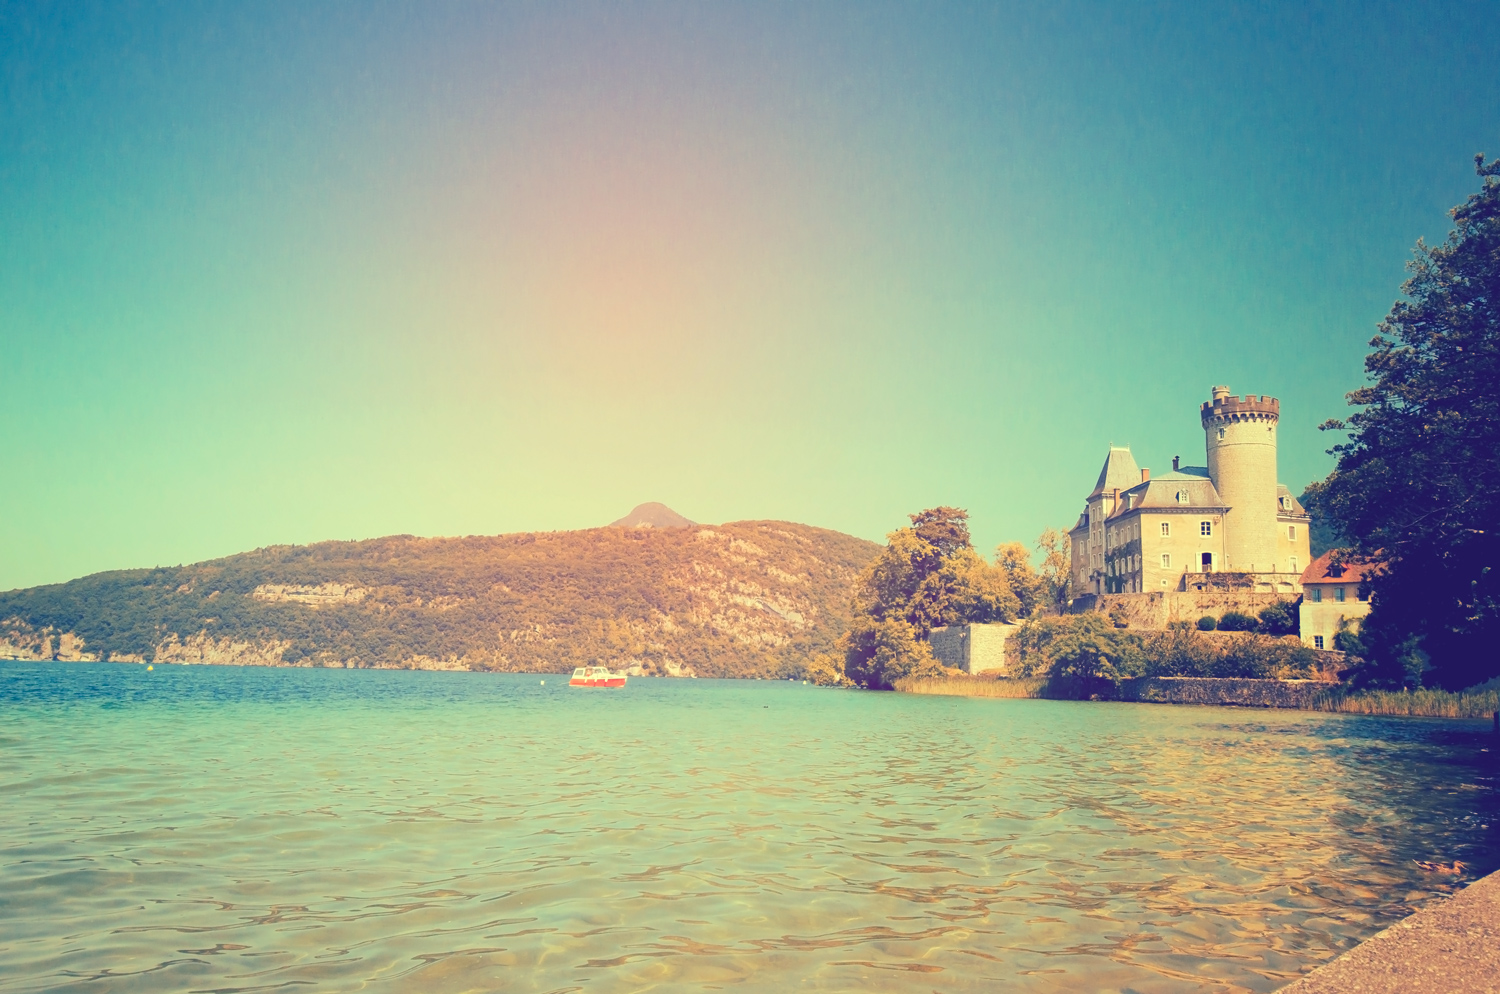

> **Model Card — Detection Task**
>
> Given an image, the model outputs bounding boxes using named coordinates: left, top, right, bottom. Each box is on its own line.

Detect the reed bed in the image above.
left=896, top=675, right=1500, bottom=720
left=894, top=676, right=1048, bottom=698
left=1309, top=687, right=1500, bottom=719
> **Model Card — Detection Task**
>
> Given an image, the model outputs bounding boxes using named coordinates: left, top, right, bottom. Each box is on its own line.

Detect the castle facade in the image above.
left=1069, top=386, right=1311, bottom=599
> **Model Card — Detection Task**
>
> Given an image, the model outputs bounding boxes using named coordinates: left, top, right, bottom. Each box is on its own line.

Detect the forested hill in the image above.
left=0, top=522, right=880, bottom=678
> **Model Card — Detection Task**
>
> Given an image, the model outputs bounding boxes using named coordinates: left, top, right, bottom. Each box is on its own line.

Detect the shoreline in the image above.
left=1274, top=869, right=1500, bottom=993
left=895, top=674, right=1500, bottom=720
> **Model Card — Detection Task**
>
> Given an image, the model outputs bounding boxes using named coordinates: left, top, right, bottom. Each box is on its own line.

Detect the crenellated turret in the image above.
left=1202, top=386, right=1280, bottom=572
left=1200, top=386, right=1280, bottom=427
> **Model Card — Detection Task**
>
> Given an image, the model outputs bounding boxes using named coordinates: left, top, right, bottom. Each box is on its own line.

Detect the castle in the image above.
left=1069, top=386, right=1311, bottom=601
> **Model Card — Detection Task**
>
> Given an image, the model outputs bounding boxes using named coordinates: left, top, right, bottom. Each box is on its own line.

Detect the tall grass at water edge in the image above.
left=894, top=676, right=1047, bottom=698
left=1308, top=686, right=1500, bottom=719
left=896, top=675, right=1500, bottom=719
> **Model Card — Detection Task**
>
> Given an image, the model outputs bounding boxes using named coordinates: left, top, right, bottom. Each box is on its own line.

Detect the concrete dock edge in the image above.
left=1275, top=869, right=1500, bottom=993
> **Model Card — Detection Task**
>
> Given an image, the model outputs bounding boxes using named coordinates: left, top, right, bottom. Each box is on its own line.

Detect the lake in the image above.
left=1, top=661, right=1496, bottom=993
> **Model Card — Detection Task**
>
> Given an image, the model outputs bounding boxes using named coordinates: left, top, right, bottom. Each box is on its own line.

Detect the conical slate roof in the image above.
left=1088, top=446, right=1141, bottom=499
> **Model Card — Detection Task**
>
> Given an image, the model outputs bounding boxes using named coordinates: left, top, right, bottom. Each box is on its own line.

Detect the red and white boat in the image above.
left=569, top=665, right=627, bottom=688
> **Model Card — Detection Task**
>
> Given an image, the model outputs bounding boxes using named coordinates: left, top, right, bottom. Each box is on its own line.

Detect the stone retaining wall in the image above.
left=1092, top=591, right=1297, bottom=629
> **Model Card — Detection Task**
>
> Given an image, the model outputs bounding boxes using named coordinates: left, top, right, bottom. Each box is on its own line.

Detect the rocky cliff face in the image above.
left=0, top=520, right=878, bottom=677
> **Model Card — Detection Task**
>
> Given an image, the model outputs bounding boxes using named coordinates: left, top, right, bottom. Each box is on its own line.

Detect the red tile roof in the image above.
left=1300, top=549, right=1377, bottom=585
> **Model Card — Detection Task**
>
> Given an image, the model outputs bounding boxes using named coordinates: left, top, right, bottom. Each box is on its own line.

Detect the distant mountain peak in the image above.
left=610, top=502, right=695, bottom=529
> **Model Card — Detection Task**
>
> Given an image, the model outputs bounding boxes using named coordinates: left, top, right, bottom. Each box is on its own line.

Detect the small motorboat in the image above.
left=569, top=665, right=627, bottom=688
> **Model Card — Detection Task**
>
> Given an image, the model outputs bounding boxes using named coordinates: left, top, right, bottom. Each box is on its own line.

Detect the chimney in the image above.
left=1141, top=468, right=1150, bottom=482
left=1172, top=455, right=1180, bottom=471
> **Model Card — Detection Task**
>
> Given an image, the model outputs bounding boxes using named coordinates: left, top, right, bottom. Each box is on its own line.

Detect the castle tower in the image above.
left=1201, top=385, right=1280, bottom=572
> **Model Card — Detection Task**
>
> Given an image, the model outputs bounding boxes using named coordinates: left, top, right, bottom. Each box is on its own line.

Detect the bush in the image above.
left=1217, top=610, right=1258, bottom=632
left=1011, top=613, right=1144, bottom=681
left=1214, top=633, right=1320, bottom=679
left=1013, top=615, right=1320, bottom=685
left=1256, top=599, right=1301, bottom=636
left=1141, top=627, right=1219, bottom=677
left=1196, top=615, right=1218, bottom=631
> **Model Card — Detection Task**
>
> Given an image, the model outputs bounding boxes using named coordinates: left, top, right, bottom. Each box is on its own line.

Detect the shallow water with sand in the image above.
left=1, top=661, right=1496, bottom=993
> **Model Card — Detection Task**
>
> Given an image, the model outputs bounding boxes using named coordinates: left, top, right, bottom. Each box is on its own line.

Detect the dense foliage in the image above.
left=1011, top=614, right=1323, bottom=683
left=838, top=508, right=1024, bottom=689
left=1306, top=155, right=1500, bottom=690
left=0, top=522, right=879, bottom=678
left=1254, top=599, right=1301, bottom=637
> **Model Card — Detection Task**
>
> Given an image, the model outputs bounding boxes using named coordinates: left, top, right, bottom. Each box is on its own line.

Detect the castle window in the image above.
left=1218, top=427, right=1226, bottom=439
left=1175, top=491, right=1189, bottom=504
left=1335, top=587, right=1346, bottom=602
left=1314, top=635, right=1324, bottom=649
left=1200, top=521, right=1212, bottom=536
left=1161, top=522, right=1170, bottom=536
left=1289, top=556, right=1298, bottom=573
left=1161, top=553, right=1171, bottom=568
left=1310, top=587, right=1322, bottom=602
left=1288, top=525, right=1296, bottom=540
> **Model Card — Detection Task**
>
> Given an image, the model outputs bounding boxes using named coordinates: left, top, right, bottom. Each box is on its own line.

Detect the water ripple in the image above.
left=1, top=662, right=1496, bottom=992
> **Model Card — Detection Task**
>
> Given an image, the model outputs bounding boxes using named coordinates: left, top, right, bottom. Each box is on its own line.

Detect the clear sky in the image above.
left=2, top=1, right=1496, bottom=590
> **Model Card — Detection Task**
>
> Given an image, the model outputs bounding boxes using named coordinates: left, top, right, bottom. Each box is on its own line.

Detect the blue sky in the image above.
left=2, top=0, right=1497, bottom=589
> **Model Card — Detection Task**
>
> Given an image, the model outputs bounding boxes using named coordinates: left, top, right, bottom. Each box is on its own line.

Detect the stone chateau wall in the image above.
left=1086, top=590, right=1294, bottom=629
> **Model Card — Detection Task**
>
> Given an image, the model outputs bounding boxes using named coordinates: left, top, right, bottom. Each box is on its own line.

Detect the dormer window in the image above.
left=1175, top=490, right=1189, bottom=504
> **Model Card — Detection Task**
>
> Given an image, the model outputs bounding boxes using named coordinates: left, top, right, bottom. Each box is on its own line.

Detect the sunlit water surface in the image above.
left=2, top=662, right=1496, bottom=993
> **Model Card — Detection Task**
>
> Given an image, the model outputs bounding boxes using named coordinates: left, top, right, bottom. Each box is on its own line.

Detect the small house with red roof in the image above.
left=1299, top=550, right=1373, bottom=649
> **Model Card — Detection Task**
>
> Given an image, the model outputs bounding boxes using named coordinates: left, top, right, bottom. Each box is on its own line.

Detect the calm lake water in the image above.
left=2, top=662, right=1496, bottom=993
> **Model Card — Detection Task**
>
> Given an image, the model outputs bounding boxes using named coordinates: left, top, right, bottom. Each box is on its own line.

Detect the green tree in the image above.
left=1305, top=155, right=1500, bottom=690
left=841, top=617, right=943, bottom=689
left=994, top=542, right=1045, bottom=618
left=841, top=507, right=1019, bottom=688
left=1047, top=615, right=1140, bottom=681
left=1035, top=529, right=1072, bottom=613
